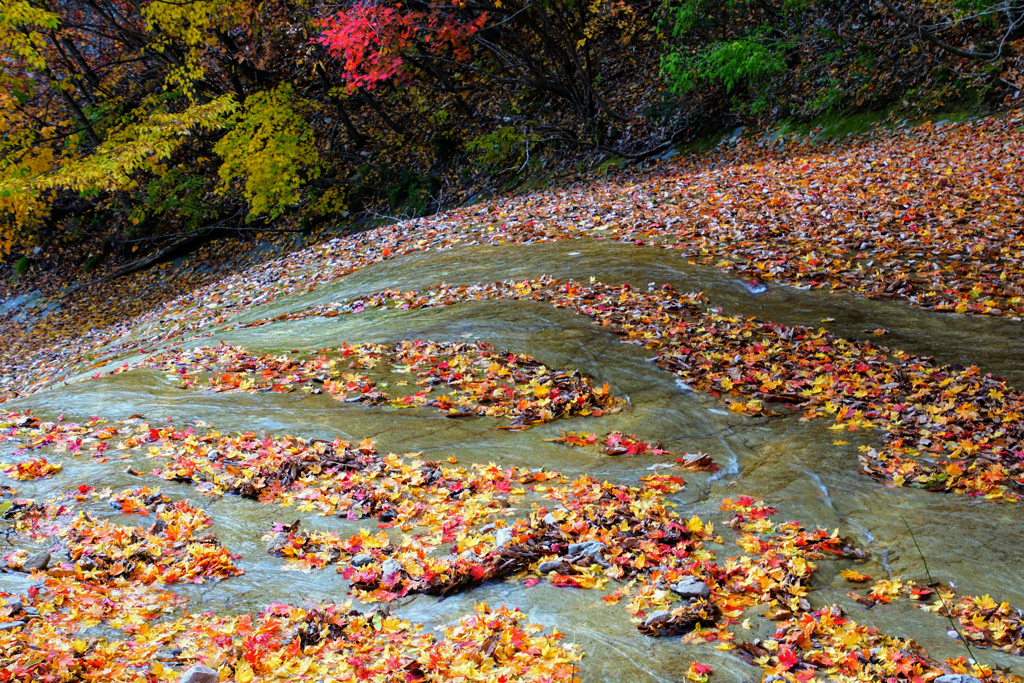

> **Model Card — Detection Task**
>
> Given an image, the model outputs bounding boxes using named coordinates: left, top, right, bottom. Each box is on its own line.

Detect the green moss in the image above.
left=13, top=257, right=31, bottom=278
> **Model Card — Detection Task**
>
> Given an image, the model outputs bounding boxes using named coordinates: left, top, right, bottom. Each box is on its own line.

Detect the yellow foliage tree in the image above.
left=214, top=84, right=321, bottom=220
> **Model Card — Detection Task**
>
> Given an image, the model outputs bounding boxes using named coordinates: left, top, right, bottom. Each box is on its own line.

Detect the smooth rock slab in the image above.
left=351, top=553, right=373, bottom=568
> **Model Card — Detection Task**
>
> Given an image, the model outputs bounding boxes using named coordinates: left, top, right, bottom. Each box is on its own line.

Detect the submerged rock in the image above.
left=179, top=665, right=219, bottom=683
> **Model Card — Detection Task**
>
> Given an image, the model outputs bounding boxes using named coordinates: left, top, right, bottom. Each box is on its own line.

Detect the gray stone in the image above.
left=21, top=551, right=49, bottom=572
left=266, top=532, right=289, bottom=554
left=380, top=558, right=403, bottom=577
left=351, top=553, right=373, bottom=568
left=178, top=665, right=219, bottom=683
left=0, top=621, right=25, bottom=631
left=78, top=557, right=96, bottom=571
left=538, top=560, right=564, bottom=574
left=2, top=597, right=22, bottom=613
left=494, top=528, right=514, bottom=547
left=670, top=577, right=711, bottom=600
left=459, top=550, right=476, bottom=561
left=642, top=610, right=671, bottom=628
left=543, top=513, right=558, bottom=526
left=568, top=541, right=606, bottom=557
left=934, top=676, right=981, bottom=683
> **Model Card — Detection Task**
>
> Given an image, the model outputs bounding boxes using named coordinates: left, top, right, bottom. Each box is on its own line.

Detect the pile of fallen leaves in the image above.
left=59, top=494, right=243, bottom=584
left=735, top=606, right=942, bottom=683
left=945, top=595, right=1024, bottom=656
left=0, top=457, right=62, bottom=480
left=237, top=277, right=1024, bottom=501
left=0, top=589, right=580, bottom=683
left=1, top=411, right=145, bottom=462
left=111, top=339, right=620, bottom=429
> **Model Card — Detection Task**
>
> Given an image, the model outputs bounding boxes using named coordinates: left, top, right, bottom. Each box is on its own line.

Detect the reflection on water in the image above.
left=4, top=239, right=1023, bottom=681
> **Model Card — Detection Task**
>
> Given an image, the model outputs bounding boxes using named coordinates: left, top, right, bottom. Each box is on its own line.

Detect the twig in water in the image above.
left=900, top=515, right=981, bottom=666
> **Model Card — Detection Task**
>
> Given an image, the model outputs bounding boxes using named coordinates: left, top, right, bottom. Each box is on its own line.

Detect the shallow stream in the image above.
left=5, top=238, right=1023, bottom=681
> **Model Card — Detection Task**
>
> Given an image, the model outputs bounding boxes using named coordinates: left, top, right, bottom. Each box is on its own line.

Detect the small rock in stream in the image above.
left=934, top=676, right=981, bottom=683
left=266, top=532, right=290, bottom=554
left=21, top=551, right=49, bottom=572
left=178, top=665, right=219, bottom=683
left=568, top=541, right=606, bottom=557
left=494, top=528, right=514, bottom=547
left=743, top=280, right=769, bottom=295
left=669, top=577, right=711, bottom=600
left=642, top=610, right=671, bottom=629
left=3, top=597, right=22, bottom=613
left=0, top=621, right=26, bottom=631
left=538, top=560, right=565, bottom=574
left=351, top=553, right=373, bottom=568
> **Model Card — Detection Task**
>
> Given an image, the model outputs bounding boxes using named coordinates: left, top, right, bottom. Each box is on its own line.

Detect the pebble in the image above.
left=351, top=553, right=373, bottom=567
left=669, top=577, right=711, bottom=600
left=0, top=621, right=25, bottom=631
left=179, top=665, right=219, bottom=683
left=934, top=676, right=981, bottom=683
left=380, top=558, right=403, bottom=577
left=3, top=597, right=22, bottom=613
left=21, top=551, right=49, bottom=572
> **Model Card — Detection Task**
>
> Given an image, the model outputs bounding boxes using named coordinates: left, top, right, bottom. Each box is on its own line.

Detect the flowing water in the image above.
left=4, top=238, right=1024, bottom=681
